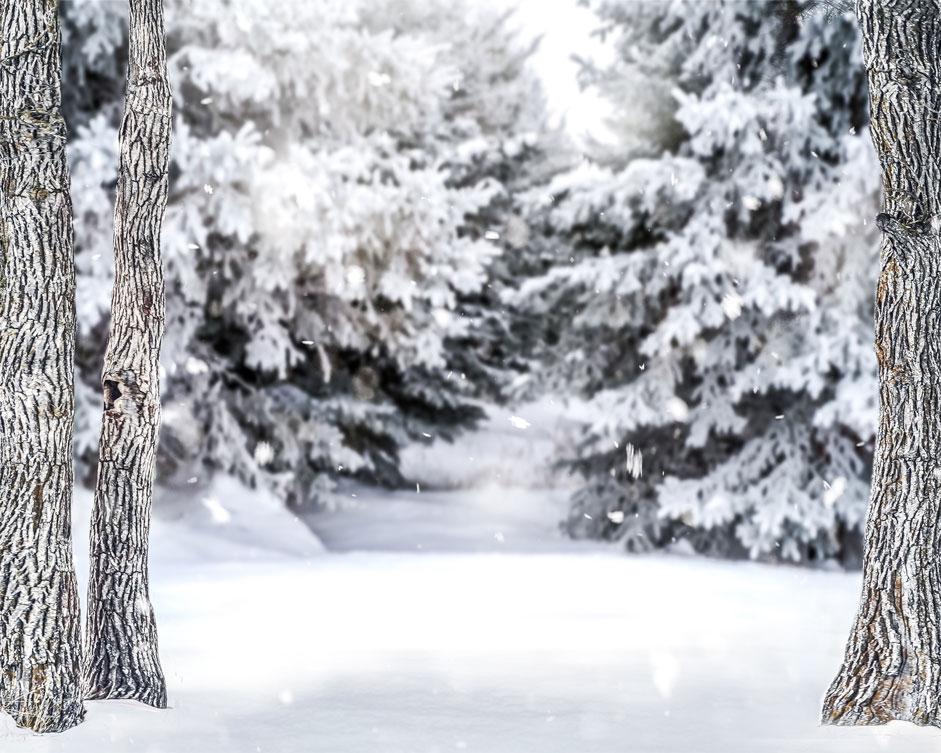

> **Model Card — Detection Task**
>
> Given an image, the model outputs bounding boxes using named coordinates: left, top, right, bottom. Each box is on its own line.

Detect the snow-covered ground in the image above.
left=3, top=473, right=941, bottom=751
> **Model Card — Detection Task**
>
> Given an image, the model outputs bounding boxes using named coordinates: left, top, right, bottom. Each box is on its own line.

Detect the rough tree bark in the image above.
left=83, top=0, right=170, bottom=708
left=0, top=0, right=85, bottom=733
left=823, top=0, right=941, bottom=727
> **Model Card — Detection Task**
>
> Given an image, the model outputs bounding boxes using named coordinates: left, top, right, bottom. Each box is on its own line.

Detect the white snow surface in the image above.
left=2, top=477, right=940, bottom=751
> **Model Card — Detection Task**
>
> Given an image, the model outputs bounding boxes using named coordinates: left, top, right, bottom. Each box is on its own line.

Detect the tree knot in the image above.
left=876, top=212, right=938, bottom=239
left=103, top=371, right=144, bottom=415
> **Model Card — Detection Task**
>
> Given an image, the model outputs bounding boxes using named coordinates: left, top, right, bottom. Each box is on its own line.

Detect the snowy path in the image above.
left=3, top=479, right=941, bottom=751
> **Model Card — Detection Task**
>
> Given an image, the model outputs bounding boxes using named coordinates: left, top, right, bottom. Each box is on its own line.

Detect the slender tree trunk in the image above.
left=823, top=0, right=941, bottom=726
left=83, top=0, right=170, bottom=708
left=0, top=0, right=85, bottom=733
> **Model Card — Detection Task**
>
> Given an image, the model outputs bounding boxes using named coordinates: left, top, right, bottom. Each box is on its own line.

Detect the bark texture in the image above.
left=0, top=0, right=85, bottom=733
left=823, top=0, right=941, bottom=727
left=83, top=0, right=170, bottom=708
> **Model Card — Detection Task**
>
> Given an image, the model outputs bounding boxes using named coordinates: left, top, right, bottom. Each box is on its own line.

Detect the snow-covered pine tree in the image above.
left=515, top=0, right=880, bottom=562
left=63, top=0, right=128, bottom=469
left=64, top=0, right=554, bottom=507
left=399, top=6, right=570, bottom=408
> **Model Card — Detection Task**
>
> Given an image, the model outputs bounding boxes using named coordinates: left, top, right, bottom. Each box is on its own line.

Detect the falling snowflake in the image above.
left=767, top=175, right=785, bottom=199
left=625, top=444, right=643, bottom=479
left=184, top=356, right=209, bottom=375
left=665, top=397, right=689, bottom=422
left=254, top=441, right=274, bottom=466
left=721, top=292, right=743, bottom=320
left=367, top=70, right=391, bottom=87
left=202, top=497, right=231, bottom=524
left=346, top=265, right=366, bottom=286
left=823, top=477, right=847, bottom=508
left=650, top=651, right=680, bottom=699
left=508, top=415, right=531, bottom=430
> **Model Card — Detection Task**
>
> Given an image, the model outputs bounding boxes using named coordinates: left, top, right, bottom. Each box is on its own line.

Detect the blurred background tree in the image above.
left=64, top=0, right=558, bottom=508
left=512, top=0, right=880, bottom=562
left=62, top=0, right=882, bottom=564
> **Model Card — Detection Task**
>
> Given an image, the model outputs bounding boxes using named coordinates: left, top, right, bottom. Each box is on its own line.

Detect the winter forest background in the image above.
left=18, top=0, right=931, bottom=750
left=61, top=0, right=881, bottom=566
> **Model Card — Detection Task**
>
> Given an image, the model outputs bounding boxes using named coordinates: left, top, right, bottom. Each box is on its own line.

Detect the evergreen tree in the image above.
left=63, top=0, right=554, bottom=507
left=63, top=0, right=128, bottom=467
left=516, top=0, right=880, bottom=561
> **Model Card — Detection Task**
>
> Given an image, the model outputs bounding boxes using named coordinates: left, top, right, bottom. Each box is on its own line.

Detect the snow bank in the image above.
left=73, top=475, right=324, bottom=577
left=152, top=475, right=326, bottom=563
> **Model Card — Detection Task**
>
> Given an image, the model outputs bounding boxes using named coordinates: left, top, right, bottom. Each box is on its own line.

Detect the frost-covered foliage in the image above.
left=515, top=1, right=879, bottom=562
left=64, top=0, right=552, bottom=506
left=63, top=0, right=128, bottom=469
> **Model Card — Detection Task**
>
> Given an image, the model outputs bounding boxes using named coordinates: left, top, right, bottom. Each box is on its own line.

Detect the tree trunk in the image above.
left=83, top=0, right=170, bottom=708
left=823, top=0, right=941, bottom=726
left=0, top=0, right=85, bottom=733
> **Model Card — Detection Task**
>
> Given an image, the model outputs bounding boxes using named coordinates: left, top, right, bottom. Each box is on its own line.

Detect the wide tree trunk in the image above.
left=83, top=0, right=170, bottom=708
left=823, top=0, right=941, bottom=727
left=0, top=0, right=85, bottom=733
